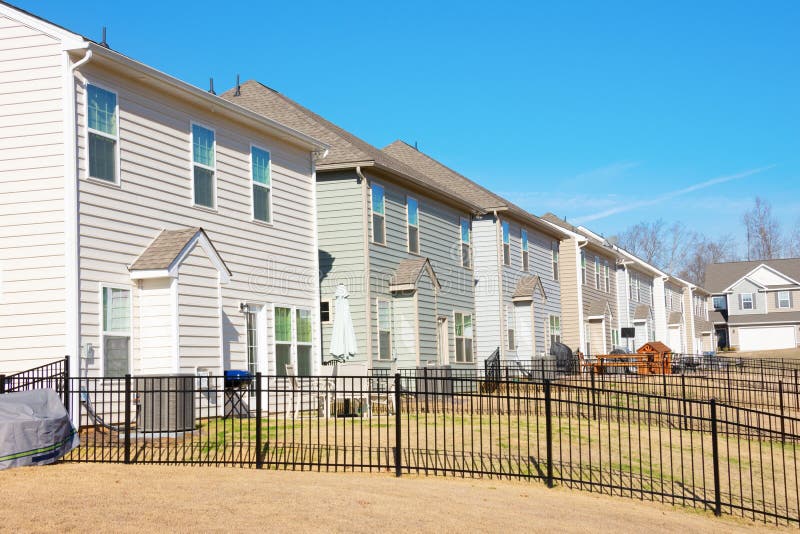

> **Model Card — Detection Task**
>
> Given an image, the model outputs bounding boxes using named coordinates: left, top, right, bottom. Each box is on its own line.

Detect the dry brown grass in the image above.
left=0, top=463, right=786, bottom=533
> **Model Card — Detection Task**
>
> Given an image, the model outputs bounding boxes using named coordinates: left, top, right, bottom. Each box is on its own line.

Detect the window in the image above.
left=407, top=196, right=419, bottom=254
left=102, top=287, right=130, bottom=377
left=551, top=241, right=559, bottom=281
left=454, top=312, right=474, bottom=363
left=87, top=85, right=118, bottom=183
left=521, top=229, right=529, bottom=272
left=251, top=146, right=271, bottom=223
left=275, top=307, right=293, bottom=376
left=778, top=291, right=791, bottom=309
left=320, top=301, right=332, bottom=323
left=506, top=305, right=516, bottom=351
left=296, top=309, right=312, bottom=376
left=612, top=329, right=619, bottom=347
left=741, top=293, right=754, bottom=310
left=549, top=315, right=561, bottom=347
left=604, top=261, right=610, bottom=293
left=378, top=300, right=392, bottom=360
left=629, top=272, right=635, bottom=300
left=580, top=251, right=586, bottom=284
left=712, top=296, right=726, bottom=310
left=637, top=276, right=642, bottom=302
left=594, top=256, right=600, bottom=289
left=631, top=274, right=639, bottom=302
left=246, top=311, right=258, bottom=377
left=371, top=184, right=385, bottom=244
left=460, top=218, right=471, bottom=269
left=502, top=221, right=510, bottom=266
left=191, top=124, right=216, bottom=208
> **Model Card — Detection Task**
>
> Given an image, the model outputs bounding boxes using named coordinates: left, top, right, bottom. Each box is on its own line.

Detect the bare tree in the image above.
left=616, top=220, right=665, bottom=266
left=662, top=221, right=699, bottom=274
left=789, top=220, right=800, bottom=258
left=679, top=235, right=738, bottom=286
left=742, top=196, right=783, bottom=260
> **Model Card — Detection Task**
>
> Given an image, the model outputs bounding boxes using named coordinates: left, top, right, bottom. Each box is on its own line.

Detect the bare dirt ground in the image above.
left=0, top=464, right=787, bottom=533
left=732, top=348, right=800, bottom=359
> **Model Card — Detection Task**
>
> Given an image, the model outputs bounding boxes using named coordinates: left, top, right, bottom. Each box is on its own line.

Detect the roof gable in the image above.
left=705, top=258, right=800, bottom=293
left=390, top=257, right=441, bottom=292
left=129, top=227, right=231, bottom=283
left=512, top=275, right=547, bottom=302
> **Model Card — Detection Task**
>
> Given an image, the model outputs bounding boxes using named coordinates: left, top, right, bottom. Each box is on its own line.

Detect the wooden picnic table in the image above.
left=591, top=352, right=672, bottom=375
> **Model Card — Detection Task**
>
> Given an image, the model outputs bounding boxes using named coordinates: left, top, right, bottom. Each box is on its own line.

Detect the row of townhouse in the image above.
left=0, top=3, right=717, bottom=381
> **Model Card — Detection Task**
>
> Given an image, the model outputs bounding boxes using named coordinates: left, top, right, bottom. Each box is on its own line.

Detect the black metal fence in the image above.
left=3, top=357, right=800, bottom=526
left=0, top=356, right=69, bottom=411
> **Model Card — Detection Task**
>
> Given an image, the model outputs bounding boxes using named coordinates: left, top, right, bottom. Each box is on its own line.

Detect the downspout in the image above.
left=493, top=210, right=505, bottom=358
left=356, top=166, right=373, bottom=365
left=63, top=44, right=92, bottom=423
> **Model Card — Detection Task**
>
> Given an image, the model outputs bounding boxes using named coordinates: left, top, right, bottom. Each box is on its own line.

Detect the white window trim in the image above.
left=604, top=261, right=610, bottom=293
left=190, top=121, right=217, bottom=210
left=84, top=82, right=121, bottom=186
left=406, top=195, right=420, bottom=254
left=551, top=241, right=559, bottom=281
left=501, top=221, right=510, bottom=266
left=244, top=303, right=267, bottom=378
left=778, top=291, right=791, bottom=309
left=370, top=182, right=386, bottom=246
left=272, top=304, right=315, bottom=375
left=454, top=310, right=474, bottom=363
left=460, top=217, right=472, bottom=269
left=741, top=292, right=754, bottom=310
left=594, top=256, right=600, bottom=290
left=99, top=283, right=132, bottom=377
left=549, top=314, right=562, bottom=346
left=250, top=143, right=273, bottom=225
left=377, top=298, right=392, bottom=360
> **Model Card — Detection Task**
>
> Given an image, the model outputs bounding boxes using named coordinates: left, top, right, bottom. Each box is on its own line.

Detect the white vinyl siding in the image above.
left=191, top=123, right=216, bottom=208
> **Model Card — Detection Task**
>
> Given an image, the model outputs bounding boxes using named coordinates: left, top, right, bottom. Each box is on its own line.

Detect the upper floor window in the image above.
left=580, top=251, right=586, bottom=284
left=637, top=276, right=642, bottom=301
left=506, top=304, right=516, bottom=351
left=778, top=291, right=791, bottom=309
left=604, top=261, right=610, bottom=293
left=712, top=295, right=726, bottom=310
left=377, top=299, right=392, bottom=360
left=371, top=183, right=385, bottom=244
left=251, top=146, right=271, bottom=223
left=454, top=312, right=474, bottom=363
left=741, top=293, right=754, bottom=310
left=551, top=241, right=559, bottom=281
left=87, top=84, right=118, bottom=183
left=521, top=229, right=529, bottom=272
left=407, top=196, right=419, bottom=254
left=502, top=221, right=510, bottom=266
left=460, top=217, right=471, bottom=269
left=191, top=124, right=216, bottom=208
left=631, top=274, right=639, bottom=302
left=594, top=256, right=600, bottom=290
left=549, top=315, right=561, bottom=346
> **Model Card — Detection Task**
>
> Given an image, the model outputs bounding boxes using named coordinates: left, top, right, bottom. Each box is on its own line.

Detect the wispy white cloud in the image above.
left=572, top=161, right=640, bottom=182
left=572, top=165, right=776, bottom=224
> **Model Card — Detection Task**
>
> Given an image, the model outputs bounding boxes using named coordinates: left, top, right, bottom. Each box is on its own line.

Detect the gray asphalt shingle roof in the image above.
left=512, top=275, right=545, bottom=300
left=704, top=259, right=800, bottom=293
left=633, top=305, right=652, bottom=321
left=129, top=227, right=202, bottom=271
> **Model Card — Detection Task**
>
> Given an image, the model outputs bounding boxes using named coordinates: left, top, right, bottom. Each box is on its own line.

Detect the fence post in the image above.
left=423, top=367, right=429, bottom=413
left=63, top=355, right=70, bottom=415
left=124, top=374, right=132, bottom=465
left=590, top=366, right=597, bottom=421
left=255, top=372, right=263, bottom=469
left=779, top=380, right=785, bottom=444
left=0, top=374, right=5, bottom=395
left=710, top=398, right=721, bottom=516
left=544, top=379, right=553, bottom=488
left=540, top=359, right=545, bottom=383
left=394, top=373, right=402, bottom=477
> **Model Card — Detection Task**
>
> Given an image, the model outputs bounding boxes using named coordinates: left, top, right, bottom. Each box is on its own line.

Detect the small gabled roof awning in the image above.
left=668, top=311, right=683, bottom=325
left=128, top=227, right=231, bottom=283
left=512, top=275, right=547, bottom=302
left=633, top=305, right=651, bottom=322
left=390, top=257, right=441, bottom=293
left=587, top=300, right=613, bottom=320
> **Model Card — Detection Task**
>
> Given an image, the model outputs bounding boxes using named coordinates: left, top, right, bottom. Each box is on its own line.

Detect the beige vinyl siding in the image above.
left=0, top=17, right=65, bottom=372
left=177, top=246, right=220, bottom=372
left=557, top=238, right=580, bottom=351
left=74, top=63, right=318, bottom=377
left=728, top=279, right=763, bottom=316
left=766, top=289, right=799, bottom=312
left=581, top=248, right=617, bottom=352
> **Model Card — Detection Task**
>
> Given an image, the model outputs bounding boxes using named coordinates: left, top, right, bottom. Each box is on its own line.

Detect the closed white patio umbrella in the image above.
left=329, top=284, right=358, bottom=361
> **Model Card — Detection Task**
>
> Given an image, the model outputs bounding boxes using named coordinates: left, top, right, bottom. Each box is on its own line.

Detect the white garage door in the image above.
left=738, top=326, right=797, bottom=352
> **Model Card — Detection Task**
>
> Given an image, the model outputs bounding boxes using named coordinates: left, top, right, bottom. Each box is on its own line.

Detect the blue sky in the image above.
left=19, top=1, right=800, bottom=252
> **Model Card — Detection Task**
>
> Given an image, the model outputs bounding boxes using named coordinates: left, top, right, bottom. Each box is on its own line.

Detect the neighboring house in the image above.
left=706, top=259, right=800, bottom=352
left=383, top=142, right=569, bottom=363
left=540, top=215, right=620, bottom=357
left=663, top=277, right=689, bottom=353
left=222, top=82, right=483, bottom=372
left=0, top=5, right=327, bottom=379
left=686, top=284, right=713, bottom=354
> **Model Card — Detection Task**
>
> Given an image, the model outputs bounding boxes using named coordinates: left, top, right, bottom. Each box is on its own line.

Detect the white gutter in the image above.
left=63, top=42, right=91, bottom=423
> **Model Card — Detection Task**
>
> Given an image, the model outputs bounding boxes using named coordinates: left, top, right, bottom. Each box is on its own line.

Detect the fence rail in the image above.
left=3, top=357, right=800, bottom=526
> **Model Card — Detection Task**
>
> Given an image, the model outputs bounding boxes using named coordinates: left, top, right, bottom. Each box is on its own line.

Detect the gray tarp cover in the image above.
left=0, top=389, right=78, bottom=470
